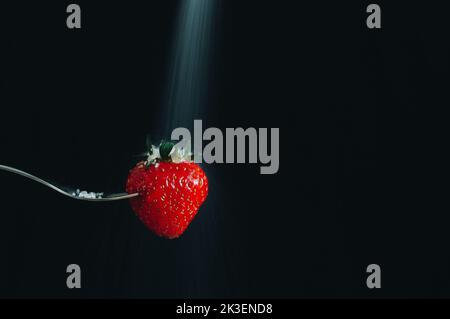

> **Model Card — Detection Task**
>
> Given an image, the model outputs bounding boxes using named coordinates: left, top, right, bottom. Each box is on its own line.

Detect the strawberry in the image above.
left=126, top=141, right=208, bottom=239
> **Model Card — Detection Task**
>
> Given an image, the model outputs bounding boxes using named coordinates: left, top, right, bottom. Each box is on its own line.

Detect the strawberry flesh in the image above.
left=126, top=161, right=208, bottom=239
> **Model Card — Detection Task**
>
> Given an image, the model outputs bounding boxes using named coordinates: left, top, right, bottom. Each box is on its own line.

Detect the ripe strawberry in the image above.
left=126, top=141, right=208, bottom=239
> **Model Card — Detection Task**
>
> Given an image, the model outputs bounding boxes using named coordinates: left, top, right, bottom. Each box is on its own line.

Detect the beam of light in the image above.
left=162, top=0, right=218, bottom=134
left=160, top=0, right=222, bottom=296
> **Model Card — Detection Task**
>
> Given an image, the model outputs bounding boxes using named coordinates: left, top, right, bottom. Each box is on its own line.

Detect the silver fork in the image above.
left=0, top=164, right=139, bottom=202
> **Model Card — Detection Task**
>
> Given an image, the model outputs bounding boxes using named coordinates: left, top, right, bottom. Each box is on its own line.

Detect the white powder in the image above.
left=71, top=189, right=104, bottom=199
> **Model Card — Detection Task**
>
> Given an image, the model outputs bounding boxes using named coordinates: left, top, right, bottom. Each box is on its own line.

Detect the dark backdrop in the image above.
left=0, top=0, right=448, bottom=298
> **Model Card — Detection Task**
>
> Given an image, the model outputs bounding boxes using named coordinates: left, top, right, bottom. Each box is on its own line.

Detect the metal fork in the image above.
left=0, top=164, right=139, bottom=202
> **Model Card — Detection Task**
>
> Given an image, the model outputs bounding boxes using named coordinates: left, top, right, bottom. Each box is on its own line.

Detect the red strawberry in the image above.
left=126, top=142, right=208, bottom=239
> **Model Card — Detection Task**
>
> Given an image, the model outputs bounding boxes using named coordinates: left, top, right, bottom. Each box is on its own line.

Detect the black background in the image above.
left=0, top=0, right=448, bottom=298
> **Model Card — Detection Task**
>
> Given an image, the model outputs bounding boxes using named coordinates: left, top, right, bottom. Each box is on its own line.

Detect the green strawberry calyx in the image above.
left=144, top=139, right=193, bottom=168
